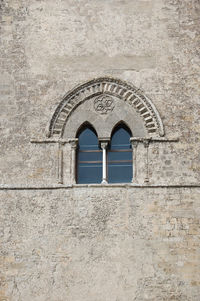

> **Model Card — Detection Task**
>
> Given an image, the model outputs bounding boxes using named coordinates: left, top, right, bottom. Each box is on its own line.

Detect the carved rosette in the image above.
left=94, top=95, right=115, bottom=114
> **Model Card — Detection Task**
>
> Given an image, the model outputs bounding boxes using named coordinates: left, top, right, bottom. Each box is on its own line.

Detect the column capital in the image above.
left=130, top=140, right=138, bottom=148
left=130, top=137, right=151, bottom=147
left=100, top=142, right=109, bottom=149
left=99, top=138, right=110, bottom=149
left=143, top=139, right=150, bottom=148
left=68, top=138, right=78, bottom=149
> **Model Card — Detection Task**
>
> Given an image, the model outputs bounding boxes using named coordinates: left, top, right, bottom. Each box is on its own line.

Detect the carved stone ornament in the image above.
left=48, top=77, right=165, bottom=138
left=94, top=95, right=115, bottom=114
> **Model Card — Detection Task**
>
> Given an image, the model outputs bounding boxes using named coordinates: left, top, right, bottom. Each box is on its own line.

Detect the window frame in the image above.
left=107, top=123, right=133, bottom=183
left=75, top=122, right=133, bottom=184
left=76, top=124, right=103, bottom=184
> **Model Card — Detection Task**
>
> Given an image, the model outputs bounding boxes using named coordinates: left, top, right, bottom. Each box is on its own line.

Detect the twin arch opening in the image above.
left=76, top=122, right=133, bottom=184
left=29, top=78, right=180, bottom=185
left=45, top=77, right=165, bottom=184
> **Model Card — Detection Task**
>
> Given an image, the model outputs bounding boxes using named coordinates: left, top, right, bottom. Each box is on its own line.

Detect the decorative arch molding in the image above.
left=48, top=77, right=164, bottom=138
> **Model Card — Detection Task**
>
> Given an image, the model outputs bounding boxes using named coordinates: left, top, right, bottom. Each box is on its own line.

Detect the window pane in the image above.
left=108, top=124, right=132, bottom=183
left=108, top=162, right=132, bottom=183
left=110, top=127, right=131, bottom=150
left=78, top=151, right=102, bottom=162
left=79, top=128, right=99, bottom=150
left=108, top=150, right=132, bottom=161
left=77, top=163, right=102, bottom=184
left=77, top=126, right=102, bottom=184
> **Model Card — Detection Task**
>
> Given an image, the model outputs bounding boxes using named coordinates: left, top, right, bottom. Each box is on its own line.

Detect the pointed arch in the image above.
left=76, top=122, right=102, bottom=184
left=108, top=122, right=132, bottom=183
left=111, top=121, right=132, bottom=138
left=48, top=77, right=164, bottom=138
left=76, top=121, right=98, bottom=139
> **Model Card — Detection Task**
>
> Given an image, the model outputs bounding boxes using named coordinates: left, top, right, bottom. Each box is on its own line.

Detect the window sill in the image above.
left=73, top=183, right=133, bottom=187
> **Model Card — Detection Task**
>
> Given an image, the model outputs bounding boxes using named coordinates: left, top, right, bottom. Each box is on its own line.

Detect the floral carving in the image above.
left=94, top=95, right=115, bottom=114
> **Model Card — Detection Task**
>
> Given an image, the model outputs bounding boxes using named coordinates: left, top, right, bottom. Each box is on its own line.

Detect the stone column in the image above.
left=143, top=139, right=150, bottom=183
left=100, top=141, right=109, bottom=184
left=68, top=138, right=78, bottom=185
left=131, top=140, right=138, bottom=183
left=58, top=142, right=64, bottom=184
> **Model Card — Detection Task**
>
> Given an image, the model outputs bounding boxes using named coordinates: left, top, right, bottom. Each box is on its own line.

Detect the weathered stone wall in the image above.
left=1, top=187, right=200, bottom=300
left=0, top=0, right=200, bottom=300
left=1, top=0, right=200, bottom=185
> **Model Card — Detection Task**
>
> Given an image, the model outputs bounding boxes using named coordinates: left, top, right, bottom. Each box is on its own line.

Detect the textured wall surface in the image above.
left=1, top=188, right=200, bottom=300
left=0, top=0, right=200, bottom=300
left=1, top=0, right=200, bottom=185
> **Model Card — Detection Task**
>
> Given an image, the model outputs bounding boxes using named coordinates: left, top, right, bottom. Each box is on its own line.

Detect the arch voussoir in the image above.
left=48, top=77, right=164, bottom=138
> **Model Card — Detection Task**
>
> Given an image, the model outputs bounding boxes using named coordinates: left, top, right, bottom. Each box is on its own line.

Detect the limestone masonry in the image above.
left=0, top=0, right=200, bottom=300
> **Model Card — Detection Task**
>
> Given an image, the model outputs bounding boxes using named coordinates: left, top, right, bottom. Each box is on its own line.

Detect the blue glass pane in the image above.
left=77, top=163, right=102, bottom=184
left=77, top=126, right=102, bottom=183
left=108, top=125, right=132, bottom=183
left=110, top=127, right=131, bottom=150
left=78, top=151, right=102, bottom=162
left=108, top=163, right=132, bottom=183
left=79, top=128, right=99, bottom=150
left=108, top=151, right=132, bottom=161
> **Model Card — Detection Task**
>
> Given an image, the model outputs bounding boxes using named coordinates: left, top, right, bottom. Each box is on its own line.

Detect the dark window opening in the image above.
left=76, top=124, right=102, bottom=184
left=108, top=124, right=132, bottom=183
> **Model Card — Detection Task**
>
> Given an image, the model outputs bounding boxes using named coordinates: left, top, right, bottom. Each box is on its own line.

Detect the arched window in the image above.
left=108, top=124, right=132, bottom=183
left=76, top=124, right=102, bottom=184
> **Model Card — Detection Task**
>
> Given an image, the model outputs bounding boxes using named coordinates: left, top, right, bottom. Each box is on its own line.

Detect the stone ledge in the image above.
left=30, top=136, right=179, bottom=144
left=130, top=137, right=179, bottom=143
left=1, top=184, right=200, bottom=190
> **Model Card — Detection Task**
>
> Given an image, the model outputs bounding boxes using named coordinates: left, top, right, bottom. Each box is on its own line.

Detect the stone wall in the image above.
left=1, top=0, right=200, bottom=185
left=0, top=0, right=200, bottom=300
left=1, top=187, right=200, bottom=300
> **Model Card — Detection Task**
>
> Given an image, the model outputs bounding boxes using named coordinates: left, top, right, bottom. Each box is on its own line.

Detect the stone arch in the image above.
left=48, top=77, right=164, bottom=138
left=110, top=120, right=133, bottom=137
left=75, top=121, right=98, bottom=138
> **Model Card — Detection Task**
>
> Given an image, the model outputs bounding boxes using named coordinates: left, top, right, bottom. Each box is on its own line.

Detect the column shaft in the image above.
left=100, top=141, right=109, bottom=184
